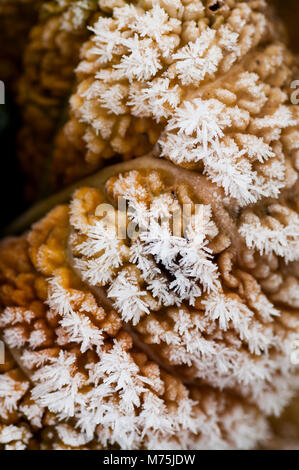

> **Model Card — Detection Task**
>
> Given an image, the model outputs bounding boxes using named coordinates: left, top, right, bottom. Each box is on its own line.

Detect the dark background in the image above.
left=0, top=95, right=27, bottom=231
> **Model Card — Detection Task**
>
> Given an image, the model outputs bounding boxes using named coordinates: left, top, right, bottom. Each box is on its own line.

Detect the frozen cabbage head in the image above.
left=0, top=156, right=299, bottom=449
left=1, top=0, right=299, bottom=451
left=50, top=0, right=299, bottom=197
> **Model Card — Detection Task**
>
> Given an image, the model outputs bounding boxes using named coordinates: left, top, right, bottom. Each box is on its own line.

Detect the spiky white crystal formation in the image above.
left=53, top=0, right=299, bottom=208
left=15, top=0, right=100, bottom=195
left=71, top=170, right=221, bottom=325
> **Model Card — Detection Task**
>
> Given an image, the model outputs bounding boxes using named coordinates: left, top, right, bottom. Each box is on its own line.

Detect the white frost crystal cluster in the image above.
left=73, top=170, right=220, bottom=324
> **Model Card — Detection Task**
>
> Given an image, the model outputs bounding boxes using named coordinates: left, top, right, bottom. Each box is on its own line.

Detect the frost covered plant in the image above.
left=0, top=0, right=42, bottom=88
left=72, top=170, right=221, bottom=323
left=1, top=0, right=299, bottom=452
left=0, top=155, right=298, bottom=450
left=50, top=0, right=299, bottom=207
